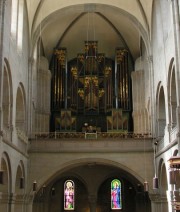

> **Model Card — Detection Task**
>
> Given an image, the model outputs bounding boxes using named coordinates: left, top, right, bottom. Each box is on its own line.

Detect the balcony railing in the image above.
left=31, top=131, right=152, bottom=140
left=29, top=132, right=153, bottom=153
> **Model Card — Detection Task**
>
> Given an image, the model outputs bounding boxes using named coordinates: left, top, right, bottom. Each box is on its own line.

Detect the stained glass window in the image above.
left=111, top=179, right=122, bottom=210
left=64, top=180, right=75, bottom=210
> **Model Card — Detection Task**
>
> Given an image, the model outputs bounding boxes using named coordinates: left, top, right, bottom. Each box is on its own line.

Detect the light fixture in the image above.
left=144, top=181, right=149, bottom=192
left=51, top=187, right=55, bottom=196
left=42, top=184, right=46, bottom=195
left=33, top=180, right=37, bottom=192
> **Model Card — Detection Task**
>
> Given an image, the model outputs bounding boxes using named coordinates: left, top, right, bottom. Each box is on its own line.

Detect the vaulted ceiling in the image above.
left=27, top=0, right=153, bottom=62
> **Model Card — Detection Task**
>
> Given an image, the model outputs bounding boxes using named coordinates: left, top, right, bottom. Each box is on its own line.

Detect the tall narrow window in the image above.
left=11, top=0, right=18, bottom=38
left=17, top=0, right=24, bottom=50
left=111, top=179, right=122, bottom=210
left=11, top=0, right=24, bottom=50
left=64, top=180, right=75, bottom=210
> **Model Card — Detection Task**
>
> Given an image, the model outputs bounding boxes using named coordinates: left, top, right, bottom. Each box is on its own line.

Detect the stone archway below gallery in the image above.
left=32, top=163, right=151, bottom=212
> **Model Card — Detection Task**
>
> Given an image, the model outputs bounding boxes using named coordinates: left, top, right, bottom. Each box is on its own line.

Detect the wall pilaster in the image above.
left=0, top=0, right=6, bottom=133
left=88, top=194, right=97, bottom=212
left=149, top=193, right=169, bottom=212
left=171, top=0, right=180, bottom=151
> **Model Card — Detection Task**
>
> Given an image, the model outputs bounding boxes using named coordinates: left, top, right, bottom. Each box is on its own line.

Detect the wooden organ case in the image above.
left=50, top=42, right=132, bottom=132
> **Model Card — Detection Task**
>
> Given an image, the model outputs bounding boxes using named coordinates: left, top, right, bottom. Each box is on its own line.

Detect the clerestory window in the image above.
left=11, top=0, right=24, bottom=51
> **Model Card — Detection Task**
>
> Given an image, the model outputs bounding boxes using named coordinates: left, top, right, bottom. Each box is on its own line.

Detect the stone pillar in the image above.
left=0, top=192, right=14, bottom=212
left=131, top=70, right=145, bottom=134
left=0, top=192, right=9, bottom=212
left=176, top=106, right=180, bottom=151
left=88, top=194, right=97, bottom=212
left=149, top=193, right=169, bottom=212
left=135, top=192, right=151, bottom=212
left=23, top=194, right=34, bottom=212
left=171, top=0, right=180, bottom=105
left=35, top=56, right=51, bottom=133
left=0, top=0, right=6, bottom=133
left=157, top=118, right=166, bottom=138
left=8, top=192, right=16, bottom=212
left=28, top=58, right=35, bottom=138
left=171, top=0, right=180, bottom=151
left=170, top=101, right=177, bottom=128
left=147, top=55, right=156, bottom=137
left=13, top=194, right=27, bottom=212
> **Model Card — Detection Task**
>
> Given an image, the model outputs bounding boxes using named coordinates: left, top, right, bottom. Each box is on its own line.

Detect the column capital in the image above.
left=147, top=55, right=153, bottom=63
left=176, top=132, right=180, bottom=137
left=28, top=57, right=35, bottom=65
left=149, top=193, right=167, bottom=203
left=0, top=192, right=13, bottom=203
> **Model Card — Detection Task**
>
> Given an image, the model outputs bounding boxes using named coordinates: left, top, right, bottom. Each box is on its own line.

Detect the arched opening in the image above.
left=33, top=176, right=88, bottom=212
left=32, top=163, right=151, bottom=212
left=169, top=67, right=177, bottom=128
left=3, top=59, right=13, bottom=141
left=14, top=161, right=25, bottom=211
left=15, top=161, right=25, bottom=192
left=0, top=152, right=12, bottom=212
left=157, top=85, right=166, bottom=138
left=15, top=84, right=26, bottom=131
left=0, top=157, right=9, bottom=193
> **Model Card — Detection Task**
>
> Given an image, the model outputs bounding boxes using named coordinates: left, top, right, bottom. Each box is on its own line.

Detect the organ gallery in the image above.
left=50, top=41, right=133, bottom=132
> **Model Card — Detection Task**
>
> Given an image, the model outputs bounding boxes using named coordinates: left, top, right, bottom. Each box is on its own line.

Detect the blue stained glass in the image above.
left=111, top=179, right=122, bottom=210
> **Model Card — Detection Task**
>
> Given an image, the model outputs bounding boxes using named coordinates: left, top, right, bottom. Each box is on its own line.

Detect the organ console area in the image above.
left=50, top=41, right=132, bottom=132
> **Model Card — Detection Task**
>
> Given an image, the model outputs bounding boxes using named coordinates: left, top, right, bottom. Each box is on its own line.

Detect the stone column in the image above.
left=171, top=0, right=180, bottom=150
left=149, top=193, right=169, bottom=212
left=36, top=57, right=51, bottom=133
left=28, top=58, right=35, bottom=138
left=23, top=194, right=34, bottom=212
left=8, top=192, right=16, bottom=212
left=13, top=194, right=27, bottom=212
left=0, top=192, right=9, bottom=212
left=0, top=0, right=6, bottom=133
left=170, top=101, right=177, bottom=128
left=135, top=192, right=151, bottom=212
left=88, top=194, right=97, bottom=212
left=0, top=192, right=16, bottom=212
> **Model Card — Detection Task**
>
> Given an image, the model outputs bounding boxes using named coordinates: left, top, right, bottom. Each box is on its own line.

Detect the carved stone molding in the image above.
left=147, top=55, right=153, bottom=63
left=149, top=193, right=167, bottom=203
left=176, top=132, right=180, bottom=137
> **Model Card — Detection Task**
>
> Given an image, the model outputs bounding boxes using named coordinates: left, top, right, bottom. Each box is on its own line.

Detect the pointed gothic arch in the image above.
left=3, top=58, right=13, bottom=138
left=15, top=83, right=26, bottom=131
left=167, top=58, right=177, bottom=129
left=156, top=83, right=166, bottom=138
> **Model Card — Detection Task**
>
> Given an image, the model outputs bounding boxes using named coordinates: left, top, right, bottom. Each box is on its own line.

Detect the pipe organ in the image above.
left=69, top=41, right=112, bottom=114
left=50, top=42, right=132, bottom=132
left=116, top=49, right=130, bottom=110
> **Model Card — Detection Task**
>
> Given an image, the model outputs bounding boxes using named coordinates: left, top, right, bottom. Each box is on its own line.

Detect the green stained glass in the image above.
left=111, top=179, right=122, bottom=210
